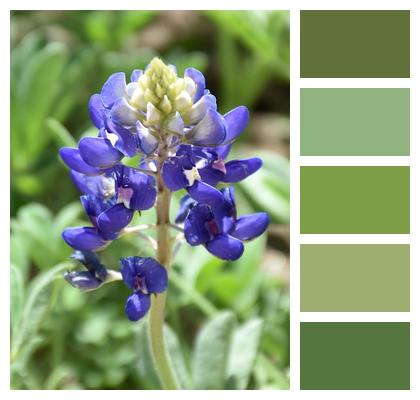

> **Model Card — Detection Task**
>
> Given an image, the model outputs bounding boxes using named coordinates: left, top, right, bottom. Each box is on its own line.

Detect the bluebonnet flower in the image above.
left=184, top=187, right=269, bottom=261
left=62, top=165, right=157, bottom=251
left=60, top=57, right=270, bottom=323
left=120, top=257, right=168, bottom=321
left=64, top=250, right=108, bottom=291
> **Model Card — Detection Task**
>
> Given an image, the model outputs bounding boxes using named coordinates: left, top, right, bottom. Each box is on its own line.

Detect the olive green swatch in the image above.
left=300, top=166, right=410, bottom=234
left=300, top=322, right=410, bottom=389
left=300, top=244, right=410, bottom=312
left=300, top=89, right=410, bottom=156
left=300, top=10, right=410, bottom=78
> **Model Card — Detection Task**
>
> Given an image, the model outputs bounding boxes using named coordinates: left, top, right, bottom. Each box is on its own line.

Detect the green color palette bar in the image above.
left=300, top=244, right=410, bottom=312
left=300, top=166, right=410, bottom=234
left=300, top=10, right=410, bottom=78
left=300, top=322, right=410, bottom=389
left=300, top=88, right=410, bottom=156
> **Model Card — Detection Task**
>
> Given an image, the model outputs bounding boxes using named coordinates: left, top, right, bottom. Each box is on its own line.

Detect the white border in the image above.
left=2, top=0, right=420, bottom=399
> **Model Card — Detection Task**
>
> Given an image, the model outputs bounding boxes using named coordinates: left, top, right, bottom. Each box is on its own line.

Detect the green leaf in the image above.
left=11, top=264, right=25, bottom=335
left=17, top=42, right=68, bottom=165
left=11, top=263, right=70, bottom=364
left=164, top=325, right=191, bottom=389
left=226, top=318, right=263, bottom=389
left=46, top=118, right=77, bottom=148
left=191, top=311, right=236, bottom=389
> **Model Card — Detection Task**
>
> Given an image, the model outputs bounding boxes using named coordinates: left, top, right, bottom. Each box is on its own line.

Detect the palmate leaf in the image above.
left=11, top=263, right=70, bottom=370
left=191, top=311, right=236, bottom=389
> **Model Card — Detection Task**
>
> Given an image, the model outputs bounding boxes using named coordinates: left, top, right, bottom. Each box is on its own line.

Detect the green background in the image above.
left=300, top=244, right=410, bottom=312
left=300, top=166, right=410, bottom=234
left=300, top=322, right=410, bottom=390
left=300, top=10, right=410, bottom=78
left=300, top=88, right=410, bottom=156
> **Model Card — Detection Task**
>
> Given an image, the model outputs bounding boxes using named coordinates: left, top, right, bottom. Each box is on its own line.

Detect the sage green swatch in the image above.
left=300, top=244, right=410, bottom=312
left=300, top=166, right=410, bottom=234
left=300, top=322, right=410, bottom=389
left=300, top=89, right=410, bottom=156
left=300, top=10, right=410, bottom=77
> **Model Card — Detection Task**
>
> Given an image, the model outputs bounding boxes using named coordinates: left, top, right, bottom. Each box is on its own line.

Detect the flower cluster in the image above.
left=60, top=58, right=269, bottom=321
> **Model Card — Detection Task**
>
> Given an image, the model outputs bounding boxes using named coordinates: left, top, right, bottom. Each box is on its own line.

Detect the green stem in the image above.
left=147, top=144, right=180, bottom=390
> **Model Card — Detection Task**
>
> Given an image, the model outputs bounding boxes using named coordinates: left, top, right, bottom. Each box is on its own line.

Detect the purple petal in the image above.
left=231, top=212, right=269, bottom=241
left=101, top=72, right=127, bottom=108
left=175, top=195, right=196, bottom=224
left=189, top=94, right=217, bottom=124
left=223, top=158, right=262, bottom=183
left=70, top=171, right=116, bottom=198
left=96, top=203, right=133, bottom=237
left=111, top=97, right=142, bottom=127
left=185, top=67, right=205, bottom=102
left=187, top=181, right=223, bottom=205
left=161, top=157, right=189, bottom=191
left=71, top=250, right=108, bottom=281
left=78, top=137, right=123, bottom=168
left=199, top=163, right=225, bottom=187
left=184, top=204, right=213, bottom=246
left=136, top=121, right=158, bottom=154
left=121, top=168, right=157, bottom=210
left=223, top=106, right=249, bottom=143
left=89, top=94, right=106, bottom=128
left=64, top=271, right=103, bottom=291
left=187, top=110, right=226, bottom=146
left=59, top=147, right=103, bottom=175
left=214, top=144, right=232, bottom=160
left=106, top=120, right=138, bottom=157
left=205, top=234, right=244, bottom=261
left=125, top=292, right=151, bottom=321
left=62, top=227, right=109, bottom=251
left=130, top=69, right=143, bottom=82
left=80, top=195, right=113, bottom=225
left=212, top=186, right=236, bottom=233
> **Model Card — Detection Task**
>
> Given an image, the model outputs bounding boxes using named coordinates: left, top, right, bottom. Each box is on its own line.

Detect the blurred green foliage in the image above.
left=10, top=10, right=290, bottom=389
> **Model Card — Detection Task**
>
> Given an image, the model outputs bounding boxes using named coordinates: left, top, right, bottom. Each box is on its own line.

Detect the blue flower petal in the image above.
left=121, top=168, right=157, bottom=210
left=214, top=144, right=232, bottom=160
left=187, top=181, right=223, bottom=205
left=184, top=204, right=213, bottom=246
left=111, top=97, right=143, bottom=127
left=185, top=67, right=205, bottom=102
left=71, top=250, right=108, bottom=281
left=130, top=69, right=143, bottom=82
left=175, top=195, right=196, bottom=223
left=223, top=106, right=249, bottom=143
left=212, top=186, right=236, bottom=233
left=205, top=234, right=244, bottom=261
left=136, top=121, right=158, bottom=154
left=64, top=270, right=103, bottom=291
left=223, top=158, right=262, bottom=183
left=59, top=147, right=103, bottom=175
left=106, top=120, right=138, bottom=157
left=231, top=212, right=269, bottom=241
left=161, top=157, right=189, bottom=191
left=189, top=94, right=217, bottom=124
left=125, top=292, right=151, bottom=321
left=79, top=137, right=123, bottom=168
left=89, top=94, right=106, bottom=128
left=101, top=72, right=127, bottom=108
left=96, top=203, right=133, bottom=237
left=187, top=109, right=226, bottom=146
left=70, top=171, right=116, bottom=198
left=62, top=227, right=109, bottom=251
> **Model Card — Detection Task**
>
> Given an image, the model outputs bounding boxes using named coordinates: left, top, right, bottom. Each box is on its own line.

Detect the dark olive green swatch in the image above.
left=300, top=89, right=410, bottom=156
left=300, top=166, right=410, bottom=234
left=300, top=322, right=410, bottom=389
left=300, top=244, right=410, bottom=312
left=300, top=10, right=410, bottom=77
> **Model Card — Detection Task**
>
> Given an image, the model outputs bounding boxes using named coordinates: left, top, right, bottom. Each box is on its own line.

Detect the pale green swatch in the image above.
left=301, top=88, right=410, bottom=156
left=301, top=244, right=410, bottom=312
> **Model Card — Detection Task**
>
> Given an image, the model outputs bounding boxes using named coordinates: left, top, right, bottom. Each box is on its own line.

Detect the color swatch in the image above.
left=300, top=89, right=410, bottom=156
left=300, top=322, right=410, bottom=390
left=300, top=244, right=410, bottom=312
left=300, top=10, right=410, bottom=78
left=300, top=166, right=410, bottom=234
